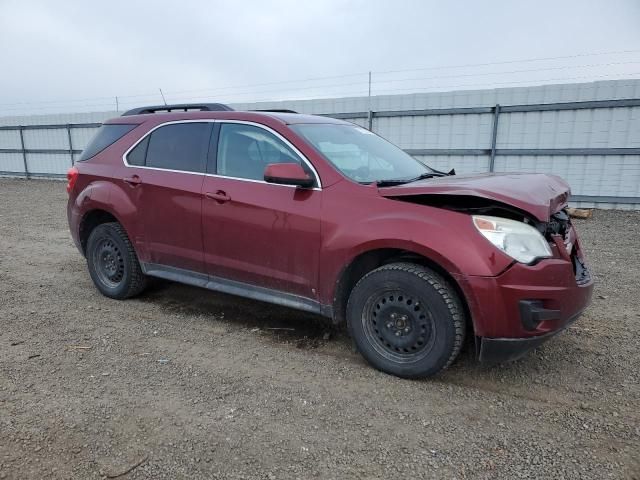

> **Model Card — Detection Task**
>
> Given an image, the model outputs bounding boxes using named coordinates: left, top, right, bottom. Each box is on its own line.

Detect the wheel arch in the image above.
left=331, top=247, right=473, bottom=335
left=73, top=179, right=141, bottom=257
left=79, top=209, right=124, bottom=255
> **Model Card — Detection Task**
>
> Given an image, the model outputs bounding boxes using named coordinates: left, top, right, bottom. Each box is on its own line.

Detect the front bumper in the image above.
left=477, top=310, right=583, bottom=364
left=456, top=250, right=594, bottom=363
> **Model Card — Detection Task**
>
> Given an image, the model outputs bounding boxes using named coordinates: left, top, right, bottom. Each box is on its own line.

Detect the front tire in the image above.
left=347, top=262, right=465, bottom=378
left=86, top=222, right=147, bottom=299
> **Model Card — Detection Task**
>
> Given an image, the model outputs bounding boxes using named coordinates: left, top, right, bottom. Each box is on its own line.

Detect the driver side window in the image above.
left=217, top=123, right=301, bottom=181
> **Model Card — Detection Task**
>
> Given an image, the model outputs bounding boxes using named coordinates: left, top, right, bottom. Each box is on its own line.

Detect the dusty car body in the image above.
left=67, top=103, right=594, bottom=378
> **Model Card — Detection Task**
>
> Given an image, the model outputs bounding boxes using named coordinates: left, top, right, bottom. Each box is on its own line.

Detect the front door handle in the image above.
left=205, top=191, right=231, bottom=203
left=123, top=175, right=142, bottom=187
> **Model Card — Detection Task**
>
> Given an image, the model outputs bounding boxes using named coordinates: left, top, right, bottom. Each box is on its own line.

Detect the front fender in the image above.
left=318, top=199, right=514, bottom=305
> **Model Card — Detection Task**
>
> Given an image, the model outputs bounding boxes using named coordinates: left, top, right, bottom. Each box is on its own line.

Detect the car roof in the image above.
left=107, top=110, right=349, bottom=126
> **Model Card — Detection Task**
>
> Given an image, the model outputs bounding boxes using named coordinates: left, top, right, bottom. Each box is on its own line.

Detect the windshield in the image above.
left=291, top=124, right=433, bottom=183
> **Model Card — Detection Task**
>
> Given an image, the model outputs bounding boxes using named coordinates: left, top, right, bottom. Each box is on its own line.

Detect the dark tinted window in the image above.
left=146, top=123, right=210, bottom=172
left=126, top=136, right=149, bottom=166
left=78, top=124, right=137, bottom=161
left=217, top=123, right=301, bottom=181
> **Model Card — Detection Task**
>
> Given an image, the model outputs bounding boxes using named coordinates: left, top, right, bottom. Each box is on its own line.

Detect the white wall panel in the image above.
left=415, top=155, right=489, bottom=175
left=0, top=111, right=116, bottom=127
left=494, top=155, right=640, bottom=199
left=23, top=128, right=68, bottom=150
left=71, top=127, right=100, bottom=150
left=25, top=153, right=71, bottom=175
left=1, top=80, right=639, bottom=208
left=0, top=130, right=21, bottom=149
left=0, top=153, right=26, bottom=173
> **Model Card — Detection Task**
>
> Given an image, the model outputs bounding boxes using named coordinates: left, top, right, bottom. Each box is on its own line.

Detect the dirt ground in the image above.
left=0, top=178, right=638, bottom=479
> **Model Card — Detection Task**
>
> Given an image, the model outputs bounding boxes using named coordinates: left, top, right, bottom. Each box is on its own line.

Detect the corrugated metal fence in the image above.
left=1, top=80, right=640, bottom=209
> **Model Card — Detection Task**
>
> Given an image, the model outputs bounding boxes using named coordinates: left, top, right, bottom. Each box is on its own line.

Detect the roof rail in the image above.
left=252, top=109, right=298, bottom=114
left=121, top=103, right=234, bottom=116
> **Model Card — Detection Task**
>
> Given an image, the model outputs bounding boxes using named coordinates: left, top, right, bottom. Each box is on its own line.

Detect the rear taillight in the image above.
left=66, top=166, right=79, bottom=194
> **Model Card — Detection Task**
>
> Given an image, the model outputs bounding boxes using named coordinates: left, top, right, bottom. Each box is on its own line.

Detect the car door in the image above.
left=123, top=121, right=212, bottom=274
left=201, top=121, right=322, bottom=300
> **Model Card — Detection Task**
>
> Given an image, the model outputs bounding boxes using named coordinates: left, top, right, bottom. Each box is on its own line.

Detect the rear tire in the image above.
left=86, top=222, right=147, bottom=299
left=347, top=262, right=465, bottom=378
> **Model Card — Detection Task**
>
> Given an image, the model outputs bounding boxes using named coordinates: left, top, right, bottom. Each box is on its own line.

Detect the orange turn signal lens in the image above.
left=473, top=217, right=495, bottom=231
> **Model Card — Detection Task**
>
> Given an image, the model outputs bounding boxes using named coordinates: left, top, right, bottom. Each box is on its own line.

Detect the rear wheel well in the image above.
left=79, top=210, right=118, bottom=255
left=332, top=249, right=471, bottom=330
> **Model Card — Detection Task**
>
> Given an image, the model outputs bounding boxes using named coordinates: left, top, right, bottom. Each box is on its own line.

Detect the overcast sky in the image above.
left=1, top=0, right=639, bottom=114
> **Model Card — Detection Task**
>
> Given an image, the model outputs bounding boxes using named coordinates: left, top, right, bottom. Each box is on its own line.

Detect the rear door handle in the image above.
left=205, top=191, right=231, bottom=203
left=123, top=175, right=142, bottom=186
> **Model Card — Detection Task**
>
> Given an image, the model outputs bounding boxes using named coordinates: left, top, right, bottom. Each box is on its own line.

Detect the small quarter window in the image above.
left=126, top=136, right=149, bottom=166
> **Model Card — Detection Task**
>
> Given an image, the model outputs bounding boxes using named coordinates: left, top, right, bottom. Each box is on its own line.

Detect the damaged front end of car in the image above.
left=377, top=174, right=595, bottom=364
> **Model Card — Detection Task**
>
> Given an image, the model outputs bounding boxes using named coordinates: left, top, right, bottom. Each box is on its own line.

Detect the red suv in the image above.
left=67, top=103, right=594, bottom=378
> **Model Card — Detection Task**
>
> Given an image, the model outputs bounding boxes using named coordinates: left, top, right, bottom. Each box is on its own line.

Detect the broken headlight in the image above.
left=472, top=215, right=552, bottom=264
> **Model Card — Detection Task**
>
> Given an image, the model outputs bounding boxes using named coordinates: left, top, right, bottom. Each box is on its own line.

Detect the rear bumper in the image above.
left=67, top=198, right=83, bottom=254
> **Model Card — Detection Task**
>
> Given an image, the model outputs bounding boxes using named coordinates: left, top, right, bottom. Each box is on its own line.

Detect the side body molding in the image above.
left=141, top=262, right=334, bottom=318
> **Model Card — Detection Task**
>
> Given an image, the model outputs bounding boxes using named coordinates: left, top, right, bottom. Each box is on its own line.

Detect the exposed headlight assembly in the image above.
left=472, top=215, right=552, bottom=264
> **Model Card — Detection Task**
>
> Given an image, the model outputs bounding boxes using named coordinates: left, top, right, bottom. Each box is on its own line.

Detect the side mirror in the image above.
left=264, top=163, right=314, bottom=188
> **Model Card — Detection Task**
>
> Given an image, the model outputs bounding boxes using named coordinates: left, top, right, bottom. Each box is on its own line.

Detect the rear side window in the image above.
left=145, top=123, right=210, bottom=173
left=78, top=124, right=137, bottom=161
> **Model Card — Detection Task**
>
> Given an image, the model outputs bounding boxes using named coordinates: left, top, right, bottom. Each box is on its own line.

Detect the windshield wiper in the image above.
left=375, top=178, right=411, bottom=187
left=375, top=172, right=445, bottom=187
left=409, top=172, right=448, bottom=182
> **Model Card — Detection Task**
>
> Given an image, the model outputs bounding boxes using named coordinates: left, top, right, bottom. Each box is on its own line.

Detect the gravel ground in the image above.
left=0, top=178, right=639, bottom=480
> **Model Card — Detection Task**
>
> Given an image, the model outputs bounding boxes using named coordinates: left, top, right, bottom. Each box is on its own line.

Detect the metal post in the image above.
left=66, top=124, right=74, bottom=166
left=115, top=96, right=119, bottom=112
left=18, top=126, right=29, bottom=179
left=367, top=71, right=373, bottom=131
left=488, top=104, right=500, bottom=172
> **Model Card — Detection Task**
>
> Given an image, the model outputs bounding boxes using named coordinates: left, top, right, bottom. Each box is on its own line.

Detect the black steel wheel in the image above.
left=92, top=237, right=126, bottom=288
left=347, top=262, right=465, bottom=378
left=364, top=290, right=436, bottom=363
left=86, top=222, right=147, bottom=299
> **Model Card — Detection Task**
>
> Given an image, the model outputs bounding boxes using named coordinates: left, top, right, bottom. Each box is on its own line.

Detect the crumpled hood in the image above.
left=378, top=172, right=570, bottom=222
